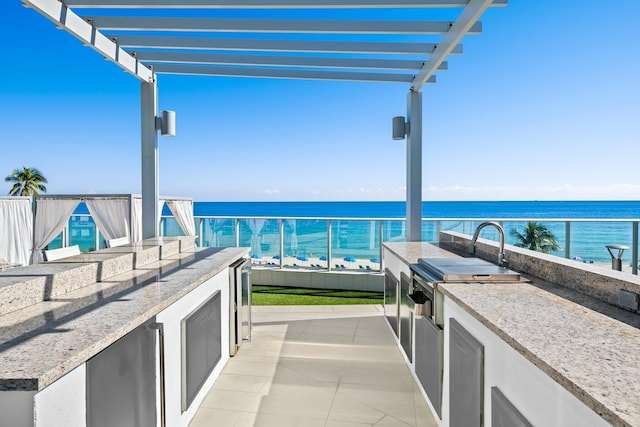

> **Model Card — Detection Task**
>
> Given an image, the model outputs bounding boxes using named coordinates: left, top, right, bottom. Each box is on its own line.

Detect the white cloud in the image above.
left=259, top=189, right=281, bottom=196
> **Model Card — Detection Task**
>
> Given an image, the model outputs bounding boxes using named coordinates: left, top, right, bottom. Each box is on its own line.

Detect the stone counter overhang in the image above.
left=383, top=239, right=640, bottom=427
left=0, top=245, right=249, bottom=392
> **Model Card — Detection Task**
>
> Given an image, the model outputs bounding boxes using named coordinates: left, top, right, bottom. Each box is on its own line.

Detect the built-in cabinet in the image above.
left=399, top=272, right=413, bottom=362
left=442, top=296, right=610, bottom=427
left=414, top=315, right=442, bottom=418
left=491, top=387, right=532, bottom=427
left=449, top=318, right=484, bottom=427
left=86, top=319, right=158, bottom=427
left=182, top=292, right=222, bottom=411
left=384, top=268, right=399, bottom=337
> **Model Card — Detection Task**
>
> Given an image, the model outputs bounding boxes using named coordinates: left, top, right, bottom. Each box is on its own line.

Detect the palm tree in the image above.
left=510, top=222, right=561, bottom=254
left=5, top=167, right=48, bottom=196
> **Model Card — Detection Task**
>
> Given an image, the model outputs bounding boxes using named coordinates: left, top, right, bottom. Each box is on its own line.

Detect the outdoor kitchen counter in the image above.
left=0, top=246, right=249, bottom=391
left=383, top=241, right=462, bottom=264
left=440, top=278, right=640, bottom=427
left=383, top=241, right=640, bottom=427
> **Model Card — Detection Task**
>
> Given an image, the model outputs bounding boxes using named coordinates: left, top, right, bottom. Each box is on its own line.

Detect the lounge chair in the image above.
left=43, top=245, right=81, bottom=262
left=106, top=237, right=130, bottom=248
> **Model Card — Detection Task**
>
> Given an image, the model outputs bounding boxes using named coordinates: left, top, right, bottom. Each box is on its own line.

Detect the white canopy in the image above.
left=0, top=197, right=33, bottom=267
left=32, top=194, right=195, bottom=263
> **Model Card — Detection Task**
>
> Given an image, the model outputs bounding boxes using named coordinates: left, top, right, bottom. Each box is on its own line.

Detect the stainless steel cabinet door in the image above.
left=183, top=291, right=222, bottom=410
left=384, top=269, right=399, bottom=336
left=87, top=319, right=157, bottom=427
left=449, top=318, right=484, bottom=427
left=492, top=387, right=532, bottom=427
left=415, top=316, right=443, bottom=418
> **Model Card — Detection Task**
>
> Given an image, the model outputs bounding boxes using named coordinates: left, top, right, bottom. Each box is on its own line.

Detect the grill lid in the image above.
left=417, top=257, right=521, bottom=282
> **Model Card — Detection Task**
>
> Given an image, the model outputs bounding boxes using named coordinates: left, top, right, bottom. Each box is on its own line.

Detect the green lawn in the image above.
left=252, top=285, right=383, bottom=306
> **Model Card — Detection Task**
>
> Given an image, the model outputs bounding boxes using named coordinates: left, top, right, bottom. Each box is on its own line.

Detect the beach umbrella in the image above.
left=319, top=255, right=327, bottom=261
left=369, top=258, right=380, bottom=263
left=344, top=256, right=356, bottom=263
left=251, top=254, right=262, bottom=259
left=297, top=255, right=309, bottom=261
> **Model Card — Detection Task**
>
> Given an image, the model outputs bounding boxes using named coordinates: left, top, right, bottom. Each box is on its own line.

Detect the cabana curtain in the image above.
left=0, top=198, right=33, bottom=267
left=131, top=197, right=143, bottom=242
left=166, top=199, right=196, bottom=237
left=247, top=219, right=266, bottom=254
left=85, top=198, right=130, bottom=241
left=32, top=199, right=80, bottom=264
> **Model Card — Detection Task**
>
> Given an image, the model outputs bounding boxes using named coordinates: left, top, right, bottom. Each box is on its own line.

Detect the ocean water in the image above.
left=68, top=201, right=640, bottom=266
left=188, top=201, right=640, bottom=266
left=192, top=200, right=640, bottom=219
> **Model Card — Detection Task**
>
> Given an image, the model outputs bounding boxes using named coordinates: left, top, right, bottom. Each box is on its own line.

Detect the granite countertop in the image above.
left=384, top=241, right=640, bottom=427
left=383, top=241, right=462, bottom=264
left=0, top=246, right=248, bottom=391
left=440, top=279, right=640, bottom=427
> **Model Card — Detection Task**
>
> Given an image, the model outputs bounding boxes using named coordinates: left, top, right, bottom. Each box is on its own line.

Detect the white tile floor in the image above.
left=189, top=305, right=438, bottom=427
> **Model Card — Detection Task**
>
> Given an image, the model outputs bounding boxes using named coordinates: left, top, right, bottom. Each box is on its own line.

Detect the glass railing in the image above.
left=46, top=215, right=640, bottom=275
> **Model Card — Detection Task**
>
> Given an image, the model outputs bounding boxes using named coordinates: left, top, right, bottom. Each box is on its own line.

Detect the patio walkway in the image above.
left=189, top=305, right=437, bottom=427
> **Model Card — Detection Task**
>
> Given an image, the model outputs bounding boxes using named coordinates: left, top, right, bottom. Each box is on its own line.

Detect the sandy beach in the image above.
left=252, top=255, right=381, bottom=271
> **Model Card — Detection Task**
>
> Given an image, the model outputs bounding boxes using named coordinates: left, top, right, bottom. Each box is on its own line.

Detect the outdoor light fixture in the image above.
left=156, top=110, right=176, bottom=137
left=392, top=116, right=408, bottom=140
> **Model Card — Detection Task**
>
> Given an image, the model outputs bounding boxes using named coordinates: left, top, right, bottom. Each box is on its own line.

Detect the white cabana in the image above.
left=0, top=197, right=33, bottom=267
left=32, top=194, right=195, bottom=264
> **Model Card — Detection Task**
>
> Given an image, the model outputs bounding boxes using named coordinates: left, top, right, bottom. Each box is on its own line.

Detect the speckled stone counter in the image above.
left=384, top=241, right=640, bottom=427
left=383, top=241, right=461, bottom=264
left=0, top=263, right=99, bottom=316
left=440, top=279, right=640, bottom=427
left=0, top=237, right=197, bottom=317
left=0, top=246, right=248, bottom=391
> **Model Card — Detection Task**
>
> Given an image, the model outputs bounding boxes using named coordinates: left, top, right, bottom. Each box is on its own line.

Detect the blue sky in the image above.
left=1, top=1, right=639, bottom=202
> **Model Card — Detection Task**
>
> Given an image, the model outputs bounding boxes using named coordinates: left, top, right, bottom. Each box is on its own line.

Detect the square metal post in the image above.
left=141, top=81, right=159, bottom=239
left=406, top=90, right=423, bottom=242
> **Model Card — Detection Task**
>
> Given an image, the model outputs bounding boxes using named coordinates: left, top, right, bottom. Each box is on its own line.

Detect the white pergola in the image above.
left=23, top=0, right=506, bottom=241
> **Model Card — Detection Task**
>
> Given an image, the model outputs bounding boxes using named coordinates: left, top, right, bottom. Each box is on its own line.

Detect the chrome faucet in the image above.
left=469, top=221, right=507, bottom=267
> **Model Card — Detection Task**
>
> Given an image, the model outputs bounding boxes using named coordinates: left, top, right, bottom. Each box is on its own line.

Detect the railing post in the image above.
left=633, top=221, right=638, bottom=275
left=327, top=219, right=332, bottom=272
left=565, top=221, right=571, bottom=259
left=234, top=219, right=240, bottom=247
left=198, top=218, right=203, bottom=247
left=378, top=220, right=383, bottom=272
left=63, top=223, right=69, bottom=248
left=279, top=219, right=284, bottom=269
left=436, top=220, right=441, bottom=241
left=95, top=225, right=100, bottom=252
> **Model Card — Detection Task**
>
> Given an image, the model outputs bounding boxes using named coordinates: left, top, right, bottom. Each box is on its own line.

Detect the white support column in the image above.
left=141, top=80, right=160, bottom=239
left=406, top=90, right=423, bottom=242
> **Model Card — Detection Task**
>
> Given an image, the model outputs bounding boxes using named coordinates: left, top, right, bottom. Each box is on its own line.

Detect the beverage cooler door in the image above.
left=230, top=257, right=252, bottom=356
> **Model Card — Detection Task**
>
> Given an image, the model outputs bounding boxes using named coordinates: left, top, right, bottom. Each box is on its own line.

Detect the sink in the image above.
left=417, top=257, right=521, bottom=282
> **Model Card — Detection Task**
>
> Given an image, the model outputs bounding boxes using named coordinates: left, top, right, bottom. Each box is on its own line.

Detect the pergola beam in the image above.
left=135, top=51, right=448, bottom=71
left=412, top=0, right=493, bottom=90
left=66, top=0, right=507, bottom=8
left=88, top=16, right=482, bottom=35
left=150, top=63, right=436, bottom=84
left=22, top=0, right=153, bottom=82
left=114, top=35, right=463, bottom=55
